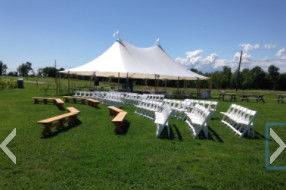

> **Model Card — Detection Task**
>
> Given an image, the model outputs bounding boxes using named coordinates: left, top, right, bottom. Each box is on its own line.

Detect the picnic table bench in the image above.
left=277, top=94, right=286, bottom=103
left=38, top=107, right=80, bottom=136
left=240, top=94, right=265, bottom=103
left=33, top=97, right=54, bottom=104
left=86, top=99, right=100, bottom=107
left=107, top=106, right=127, bottom=126
left=63, top=96, right=100, bottom=107
left=33, top=97, right=65, bottom=110
left=63, top=96, right=87, bottom=104
left=218, top=93, right=236, bottom=101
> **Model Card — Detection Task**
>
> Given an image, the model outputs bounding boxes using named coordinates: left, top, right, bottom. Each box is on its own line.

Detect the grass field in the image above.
left=0, top=80, right=286, bottom=189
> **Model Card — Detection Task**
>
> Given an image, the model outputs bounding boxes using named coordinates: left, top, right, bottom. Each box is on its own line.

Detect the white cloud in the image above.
left=264, top=44, right=276, bottom=49
left=176, top=43, right=286, bottom=73
left=176, top=50, right=231, bottom=73
left=276, top=48, right=286, bottom=59
left=240, top=43, right=260, bottom=52
left=233, top=51, right=251, bottom=62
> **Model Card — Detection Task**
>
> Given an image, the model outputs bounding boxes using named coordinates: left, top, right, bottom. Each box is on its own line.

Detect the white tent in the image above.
left=61, top=39, right=208, bottom=80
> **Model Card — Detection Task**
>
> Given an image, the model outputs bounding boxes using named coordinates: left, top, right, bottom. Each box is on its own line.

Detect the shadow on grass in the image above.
left=210, top=116, right=220, bottom=121
left=158, top=124, right=183, bottom=140
left=207, top=126, right=224, bottom=143
left=244, top=130, right=266, bottom=140
left=114, top=120, right=130, bottom=135
left=42, top=119, right=82, bottom=138
left=171, top=124, right=183, bottom=141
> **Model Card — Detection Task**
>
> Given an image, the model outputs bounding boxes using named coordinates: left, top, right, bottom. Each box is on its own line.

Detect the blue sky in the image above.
left=1, top=0, right=286, bottom=72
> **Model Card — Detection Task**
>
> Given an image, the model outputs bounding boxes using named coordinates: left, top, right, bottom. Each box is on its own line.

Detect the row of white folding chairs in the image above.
left=74, top=90, right=93, bottom=97
left=220, top=104, right=257, bottom=137
left=74, top=90, right=107, bottom=102
left=143, top=94, right=165, bottom=102
left=123, top=93, right=142, bottom=105
left=183, top=99, right=218, bottom=113
left=135, top=100, right=163, bottom=120
left=102, top=92, right=124, bottom=106
left=92, top=91, right=107, bottom=101
left=161, top=99, right=218, bottom=120
left=162, top=99, right=186, bottom=119
left=185, top=104, right=212, bottom=138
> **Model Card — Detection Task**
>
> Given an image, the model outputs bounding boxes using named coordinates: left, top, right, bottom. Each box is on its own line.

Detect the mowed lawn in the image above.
left=0, top=83, right=286, bottom=190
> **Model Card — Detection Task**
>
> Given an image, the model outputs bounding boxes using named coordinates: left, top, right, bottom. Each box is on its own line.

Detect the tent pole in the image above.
left=196, top=78, right=200, bottom=99
left=164, top=79, right=167, bottom=93
left=117, top=72, right=120, bottom=91
left=58, top=72, right=61, bottom=94
left=157, top=75, right=160, bottom=93
left=177, top=76, right=179, bottom=95
left=154, top=74, right=157, bottom=93
left=92, top=72, right=95, bottom=90
left=67, top=71, right=70, bottom=94
left=126, top=72, right=129, bottom=92
left=90, top=74, right=92, bottom=90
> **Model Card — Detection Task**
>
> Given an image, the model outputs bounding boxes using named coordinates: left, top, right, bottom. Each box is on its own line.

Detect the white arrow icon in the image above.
left=270, top=128, right=286, bottom=164
left=0, top=128, right=16, bottom=164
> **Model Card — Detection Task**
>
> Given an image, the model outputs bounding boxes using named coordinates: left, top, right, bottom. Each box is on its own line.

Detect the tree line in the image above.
left=0, top=61, right=64, bottom=77
left=201, top=65, right=286, bottom=90
left=1, top=60, right=286, bottom=90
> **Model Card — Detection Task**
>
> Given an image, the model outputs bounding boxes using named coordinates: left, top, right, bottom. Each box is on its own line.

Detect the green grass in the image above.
left=0, top=81, right=286, bottom=189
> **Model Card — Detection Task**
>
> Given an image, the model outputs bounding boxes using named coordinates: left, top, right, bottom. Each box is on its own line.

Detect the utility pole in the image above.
left=235, top=50, right=243, bottom=92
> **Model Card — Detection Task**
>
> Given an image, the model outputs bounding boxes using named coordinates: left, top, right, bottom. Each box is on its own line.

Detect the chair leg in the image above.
left=166, top=122, right=170, bottom=138
left=203, top=126, right=208, bottom=138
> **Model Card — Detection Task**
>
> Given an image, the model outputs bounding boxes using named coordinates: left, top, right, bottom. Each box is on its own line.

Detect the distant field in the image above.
left=0, top=77, right=286, bottom=189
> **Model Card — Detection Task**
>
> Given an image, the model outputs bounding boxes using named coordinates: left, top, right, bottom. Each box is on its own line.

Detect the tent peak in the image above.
left=155, top=37, right=160, bottom=46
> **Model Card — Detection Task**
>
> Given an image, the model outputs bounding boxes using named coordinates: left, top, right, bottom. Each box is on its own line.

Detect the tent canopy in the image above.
left=61, top=39, right=208, bottom=80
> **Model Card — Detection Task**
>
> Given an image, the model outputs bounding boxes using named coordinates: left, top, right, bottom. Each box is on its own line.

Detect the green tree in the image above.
left=278, top=73, right=286, bottom=90
left=249, top=66, right=267, bottom=89
left=0, top=61, right=8, bottom=75
left=7, top=71, right=18, bottom=76
left=17, top=62, right=33, bottom=77
left=38, top=67, right=65, bottom=77
left=268, top=65, right=280, bottom=90
left=220, top=66, right=232, bottom=89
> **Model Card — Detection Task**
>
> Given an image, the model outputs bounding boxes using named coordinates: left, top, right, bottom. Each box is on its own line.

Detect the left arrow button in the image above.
left=0, top=128, right=16, bottom=164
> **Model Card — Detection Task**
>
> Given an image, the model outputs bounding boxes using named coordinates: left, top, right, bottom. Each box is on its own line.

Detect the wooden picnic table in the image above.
left=218, top=93, right=236, bottom=101
left=240, top=94, right=265, bottom=103
left=277, top=94, right=286, bottom=103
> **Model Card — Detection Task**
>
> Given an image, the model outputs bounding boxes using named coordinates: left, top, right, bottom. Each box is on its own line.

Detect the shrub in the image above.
left=0, top=78, right=17, bottom=89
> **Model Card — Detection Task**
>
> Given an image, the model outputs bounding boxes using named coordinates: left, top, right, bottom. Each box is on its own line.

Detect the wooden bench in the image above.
left=112, top=111, right=127, bottom=124
left=54, top=98, right=65, bottom=110
left=108, top=106, right=124, bottom=116
left=63, top=96, right=88, bottom=104
left=33, top=97, right=54, bottom=104
left=86, top=99, right=100, bottom=108
left=66, top=107, right=80, bottom=113
left=107, top=106, right=127, bottom=126
left=38, top=107, right=80, bottom=136
left=33, top=97, right=65, bottom=110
